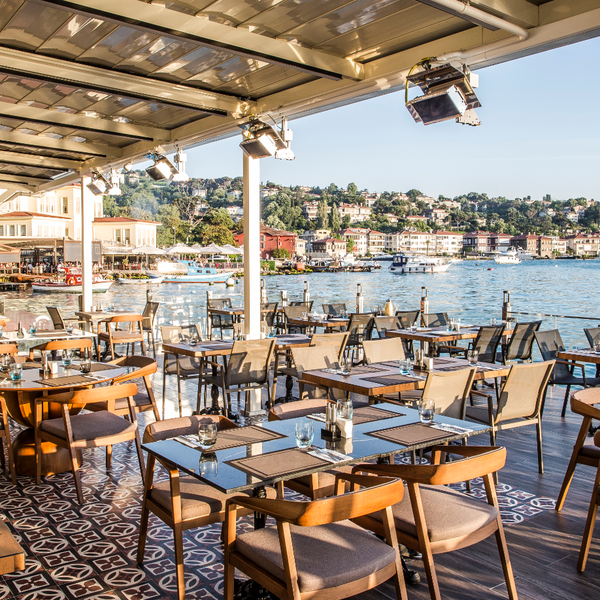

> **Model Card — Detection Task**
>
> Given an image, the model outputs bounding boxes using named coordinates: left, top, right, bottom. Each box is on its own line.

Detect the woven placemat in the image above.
left=90, top=363, right=118, bottom=373
left=31, top=331, right=71, bottom=338
left=353, top=406, right=403, bottom=425
left=211, top=426, right=286, bottom=452
left=21, top=362, right=42, bottom=370
left=34, top=374, right=95, bottom=387
left=367, top=423, right=452, bottom=446
left=227, top=448, right=328, bottom=479
left=349, top=365, right=390, bottom=374
left=362, top=374, right=422, bottom=386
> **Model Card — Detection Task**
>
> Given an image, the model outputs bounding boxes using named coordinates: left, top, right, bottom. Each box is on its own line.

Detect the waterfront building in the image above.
left=340, top=228, right=369, bottom=255
left=310, top=237, right=347, bottom=258
left=551, top=236, right=567, bottom=255
left=92, top=217, right=159, bottom=247
left=234, top=225, right=297, bottom=259
left=489, top=233, right=513, bottom=253
left=511, top=234, right=539, bottom=255
left=367, top=230, right=386, bottom=255
left=294, top=238, right=306, bottom=256
left=565, top=233, right=600, bottom=256
left=463, top=231, right=490, bottom=254
left=538, top=235, right=553, bottom=258
left=435, top=231, right=463, bottom=255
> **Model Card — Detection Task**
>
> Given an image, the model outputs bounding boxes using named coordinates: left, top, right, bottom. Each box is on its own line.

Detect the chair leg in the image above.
left=494, top=524, right=519, bottom=599
left=578, top=480, right=600, bottom=572
left=34, top=430, right=42, bottom=485
left=556, top=419, right=590, bottom=512
left=69, top=445, right=85, bottom=504
left=162, top=359, right=167, bottom=419
left=106, top=445, right=113, bottom=469
left=137, top=457, right=155, bottom=564
left=536, top=417, right=544, bottom=474
left=561, top=385, right=571, bottom=417
left=173, top=523, right=186, bottom=600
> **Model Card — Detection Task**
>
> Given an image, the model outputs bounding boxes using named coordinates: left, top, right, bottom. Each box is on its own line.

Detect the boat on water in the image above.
left=389, top=252, right=451, bottom=274
left=32, top=268, right=113, bottom=293
left=118, top=274, right=163, bottom=285
left=156, top=260, right=234, bottom=283
left=494, top=248, right=522, bottom=265
left=449, top=257, right=463, bottom=263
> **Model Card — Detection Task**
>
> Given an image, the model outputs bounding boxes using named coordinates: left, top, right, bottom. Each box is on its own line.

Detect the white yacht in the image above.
left=389, top=252, right=451, bottom=274
left=494, top=247, right=522, bottom=265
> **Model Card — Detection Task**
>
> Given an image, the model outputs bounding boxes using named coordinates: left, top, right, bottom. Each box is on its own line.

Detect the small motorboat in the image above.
left=389, top=252, right=451, bottom=274
left=494, top=248, right=521, bottom=265
left=118, top=274, right=163, bottom=285
left=158, top=260, right=234, bottom=283
left=32, top=268, right=113, bottom=293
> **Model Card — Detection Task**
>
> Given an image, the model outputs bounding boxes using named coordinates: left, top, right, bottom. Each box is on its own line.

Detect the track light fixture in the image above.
left=86, top=172, right=111, bottom=195
left=146, top=153, right=178, bottom=181
left=172, top=148, right=190, bottom=182
left=239, top=116, right=295, bottom=160
left=405, top=62, right=481, bottom=126
left=108, top=169, right=123, bottom=196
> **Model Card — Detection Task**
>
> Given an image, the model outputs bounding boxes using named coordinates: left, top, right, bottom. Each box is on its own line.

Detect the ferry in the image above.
left=494, top=248, right=522, bottom=265
left=158, top=260, right=234, bottom=283
left=389, top=252, right=451, bottom=274
left=32, top=267, right=113, bottom=293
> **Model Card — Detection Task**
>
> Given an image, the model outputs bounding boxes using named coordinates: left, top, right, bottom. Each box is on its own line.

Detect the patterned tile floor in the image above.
left=0, top=363, right=558, bottom=600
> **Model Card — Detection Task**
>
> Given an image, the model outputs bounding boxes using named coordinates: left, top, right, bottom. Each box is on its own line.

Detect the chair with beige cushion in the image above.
left=352, top=446, right=517, bottom=600
left=223, top=474, right=407, bottom=600
left=34, top=382, right=145, bottom=504
left=292, top=345, right=344, bottom=402
left=0, top=395, right=16, bottom=484
left=138, top=416, right=277, bottom=600
left=268, top=398, right=332, bottom=422
left=309, top=332, right=348, bottom=357
left=467, top=361, right=554, bottom=474
left=422, top=367, right=477, bottom=420
left=28, top=338, right=93, bottom=361
left=98, top=315, right=145, bottom=360
left=556, top=388, right=600, bottom=511
left=578, top=429, right=600, bottom=572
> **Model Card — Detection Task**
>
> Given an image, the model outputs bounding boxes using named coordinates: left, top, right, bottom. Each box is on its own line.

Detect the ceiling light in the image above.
left=123, top=162, right=134, bottom=172
left=405, top=63, right=481, bottom=126
left=172, top=149, right=190, bottom=182
left=108, top=170, right=122, bottom=196
left=86, top=172, right=111, bottom=195
left=239, top=116, right=295, bottom=160
left=146, top=154, right=177, bottom=181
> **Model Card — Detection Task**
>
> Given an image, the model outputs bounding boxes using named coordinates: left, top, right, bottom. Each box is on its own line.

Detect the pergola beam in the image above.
left=38, top=0, right=364, bottom=81
left=0, top=47, right=244, bottom=117
left=0, top=103, right=171, bottom=143
left=469, top=1, right=539, bottom=27
left=0, top=173, right=51, bottom=187
left=0, top=151, right=82, bottom=171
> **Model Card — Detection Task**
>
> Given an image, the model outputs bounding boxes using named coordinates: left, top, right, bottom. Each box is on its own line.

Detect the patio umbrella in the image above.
left=165, top=243, right=194, bottom=254
left=102, top=245, right=132, bottom=255
left=198, top=243, right=224, bottom=255
left=220, top=244, right=242, bottom=255
left=132, top=246, right=165, bottom=255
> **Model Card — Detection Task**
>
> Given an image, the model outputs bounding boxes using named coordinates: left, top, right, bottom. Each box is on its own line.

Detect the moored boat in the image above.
left=389, top=252, right=451, bottom=274
left=118, top=274, right=163, bottom=285
left=32, top=268, right=113, bottom=293
left=494, top=248, right=521, bottom=265
left=157, top=260, right=234, bottom=283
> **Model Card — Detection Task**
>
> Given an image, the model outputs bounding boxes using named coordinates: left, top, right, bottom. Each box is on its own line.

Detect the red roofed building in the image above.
left=310, top=238, right=347, bottom=258
left=511, top=234, right=539, bottom=255
left=234, top=225, right=298, bottom=259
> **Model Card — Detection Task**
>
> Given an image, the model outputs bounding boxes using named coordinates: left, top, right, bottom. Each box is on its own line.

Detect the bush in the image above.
left=272, top=248, right=291, bottom=259
left=261, top=260, right=276, bottom=271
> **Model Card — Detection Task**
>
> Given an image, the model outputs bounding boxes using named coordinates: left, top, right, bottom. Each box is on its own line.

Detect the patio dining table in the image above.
left=0, top=328, right=97, bottom=354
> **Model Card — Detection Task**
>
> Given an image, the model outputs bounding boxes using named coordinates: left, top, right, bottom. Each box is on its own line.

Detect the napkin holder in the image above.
left=336, top=417, right=353, bottom=439
left=321, top=426, right=341, bottom=441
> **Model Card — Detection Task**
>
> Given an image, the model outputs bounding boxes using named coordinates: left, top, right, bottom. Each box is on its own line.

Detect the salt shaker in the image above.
left=325, top=404, right=338, bottom=434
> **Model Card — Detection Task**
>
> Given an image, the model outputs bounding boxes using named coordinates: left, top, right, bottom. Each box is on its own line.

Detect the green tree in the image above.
left=347, top=182, right=358, bottom=196
left=317, top=199, right=328, bottom=229
left=346, top=238, right=354, bottom=253
left=272, top=248, right=290, bottom=259
left=330, top=203, right=340, bottom=233
left=199, top=224, right=234, bottom=246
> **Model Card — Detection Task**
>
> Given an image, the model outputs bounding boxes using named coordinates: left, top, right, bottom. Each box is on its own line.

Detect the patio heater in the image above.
left=421, top=287, right=429, bottom=324
left=356, top=284, right=364, bottom=314
left=281, top=290, right=288, bottom=307
left=303, top=281, right=310, bottom=304
left=502, top=290, right=512, bottom=321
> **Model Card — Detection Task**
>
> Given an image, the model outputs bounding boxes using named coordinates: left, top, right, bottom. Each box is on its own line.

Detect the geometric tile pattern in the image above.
left=0, top=414, right=556, bottom=599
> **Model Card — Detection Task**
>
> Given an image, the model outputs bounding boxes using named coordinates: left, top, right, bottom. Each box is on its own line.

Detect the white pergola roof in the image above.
left=0, top=0, right=599, bottom=199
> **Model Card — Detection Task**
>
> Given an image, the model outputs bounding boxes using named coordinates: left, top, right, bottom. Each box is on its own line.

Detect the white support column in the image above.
left=81, top=177, right=94, bottom=311
left=243, top=153, right=261, bottom=340
left=243, top=152, right=263, bottom=416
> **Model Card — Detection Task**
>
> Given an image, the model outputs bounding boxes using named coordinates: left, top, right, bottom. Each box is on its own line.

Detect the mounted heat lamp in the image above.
left=239, top=117, right=295, bottom=160
left=405, top=63, right=481, bottom=126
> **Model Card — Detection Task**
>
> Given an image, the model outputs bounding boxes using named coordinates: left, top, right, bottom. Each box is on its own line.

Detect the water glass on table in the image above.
left=418, top=398, right=435, bottom=424
left=62, top=349, right=73, bottom=367
left=197, top=422, right=218, bottom=451
left=337, top=398, right=353, bottom=421
left=467, top=349, right=479, bottom=366
left=341, top=355, right=353, bottom=376
left=9, top=363, right=22, bottom=382
left=594, top=342, right=600, bottom=354
left=295, top=419, right=314, bottom=449
left=400, top=358, right=412, bottom=376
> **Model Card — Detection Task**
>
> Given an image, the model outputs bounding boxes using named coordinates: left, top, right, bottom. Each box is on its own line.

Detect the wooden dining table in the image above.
left=161, top=334, right=312, bottom=416
left=0, top=361, right=127, bottom=476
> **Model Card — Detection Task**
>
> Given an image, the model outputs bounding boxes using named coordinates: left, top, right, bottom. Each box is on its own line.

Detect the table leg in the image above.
left=274, top=352, right=297, bottom=405
left=200, top=360, right=225, bottom=416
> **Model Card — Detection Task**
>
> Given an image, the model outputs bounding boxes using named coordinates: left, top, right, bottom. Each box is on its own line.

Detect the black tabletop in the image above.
left=142, top=405, right=490, bottom=494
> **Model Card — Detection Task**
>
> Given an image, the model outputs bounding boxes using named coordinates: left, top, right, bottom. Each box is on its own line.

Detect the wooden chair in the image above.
left=466, top=361, right=554, bottom=474
left=578, top=429, right=600, bottom=572
left=141, top=301, right=160, bottom=357
left=98, top=315, right=145, bottom=361
left=0, top=396, right=16, bottom=484
left=28, top=338, right=93, bottom=360
left=85, top=356, right=160, bottom=421
left=223, top=474, right=407, bottom=600
left=203, top=338, right=275, bottom=416
left=138, top=415, right=277, bottom=600
left=160, top=325, right=204, bottom=417
left=0, top=344, right=18, bottom=356
left=352, top=446, right=516, bottom=600
left=268, top=398, right=332, bottom=422
left=34, top=382, right=145, bottom=504
left=556, top=388, right=600, bottom=511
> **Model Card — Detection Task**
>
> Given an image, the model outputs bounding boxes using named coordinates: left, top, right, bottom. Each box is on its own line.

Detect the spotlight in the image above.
left=146, top=154, right=177, bottom=181
left=405, top=63, right=481, bottom=126
left=172, top=149, right=190, bottom=182
left=86, top=172, right=111, bottom=195
left=239, top=117, right=295, bottom=160
left=108, top=170, right=123, bottom=196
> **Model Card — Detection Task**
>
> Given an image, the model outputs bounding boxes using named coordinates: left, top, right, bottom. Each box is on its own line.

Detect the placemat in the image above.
left=31, top=331, right=72, bottom=338
left=211, top=426, right=286, bottom=452
left=34, top=374, right=95, bottom=387
left=362, top=374, right=423, bottom=386
left=350, top=365, right=390, bottom=374
left=90, top=363, right=118, bottom=373
left=434, top=365, right=473, bottom=372
left=197, top=343, right=233, bottom=350
left=367, top=423, right=453, bottom=446
left=353, top=406, right=403, bottom=425
left=21, top=362, right=42, bottom=370
left=227, top=448, right=329, bottom=479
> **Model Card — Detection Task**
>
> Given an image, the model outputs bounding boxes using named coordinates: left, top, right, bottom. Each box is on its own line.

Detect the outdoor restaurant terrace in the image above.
left=0, top=2, right=600, bottom=600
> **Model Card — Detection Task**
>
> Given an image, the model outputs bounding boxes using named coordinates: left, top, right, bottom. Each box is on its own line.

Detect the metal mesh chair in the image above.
left=261, top=302, right=278, bottom=328
left=422, top=367, right=477, bottom=420
left=584, top=327, right=600, bottom=376
left=499, top=320, right=541, bottom=363
left=208, top=297, right=234, bottom=339
left=345, top=313, right=374, bottom=363
left=367, top=316, right=402, bottom=340
left=142, top=301, right=160, bottom=357
left=281, top=305, right=308, bottom=334
left=395, top=309, right=420, bottom=328
left=289, top=300, right=313, bottom=311
left=322, top=303, right=346, bottom=316
left=535, top=329, right=600, bottom=417
left=46, top=306, right=84, bottom=330
left=422, top=312, right=448, bottom=327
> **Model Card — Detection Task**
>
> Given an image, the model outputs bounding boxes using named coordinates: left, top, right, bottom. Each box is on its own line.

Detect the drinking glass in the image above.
left=199, top=453, right=218, bottom=477
left=0, top=354, right=11, bottom=371
left=400, top=358, right=412, bottom=376
left=295, top=419, right=314, bottom=449
left=62, top=349, right=73, bottom=367
left=341, top=355, right=353, bottom=376
left=65, top=324, right=74, bottom=335
left=0, top=325, right=4, bottom=338
left=9, top=363, right=22, bottom=382
left=467, top=349, right=479, bottom=366
left=337, top=399, right=353, bottom=421
left=197, top=422, right=218, bottom=451
left=29, top=323, right=37, bottom=335
left=418, top=398, right=435, bottom=424
left=80, top=357, right=92, bottom=373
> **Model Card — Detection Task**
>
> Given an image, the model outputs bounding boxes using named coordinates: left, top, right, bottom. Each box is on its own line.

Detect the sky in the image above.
left=184, top=36, right=600, bottom=202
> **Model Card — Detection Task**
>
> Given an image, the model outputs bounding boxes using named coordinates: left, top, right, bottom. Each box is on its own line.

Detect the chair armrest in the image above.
left=226, top=495, right=305, bottom=523
left=431, top=445, right=502, bottom=464
left=470, top=389, right=491, bottom=399
left=203, top=359, right=224, bottom=370
left=334, top=472, right=398, bottom=494
left=352, top=463, right=436, bottom=485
